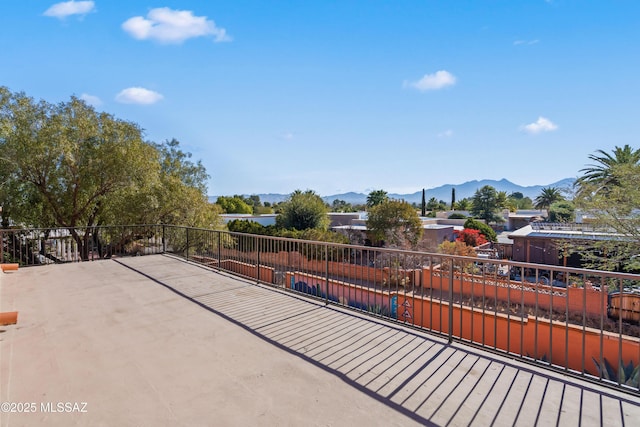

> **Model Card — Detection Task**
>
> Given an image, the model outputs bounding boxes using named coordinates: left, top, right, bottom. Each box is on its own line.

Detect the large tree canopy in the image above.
left=216, top=195, right=253, bottom=214
left=534, top=187, right=564, bottom=217
left=275, top=190, right=329, bottom=231
left=0, top=88, right=156, bottom=228
left=0, top=87, right=218, bottom=257
left=572, top=162, right=640, bottom=272
left=470, top=185, right=503, bottom=224
left=366, top=199, right=423, bottom=248
left=576, top=144, right=640, bottom=196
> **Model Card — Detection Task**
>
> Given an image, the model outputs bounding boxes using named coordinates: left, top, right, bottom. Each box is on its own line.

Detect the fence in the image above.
left=0, top=225, right=165, bottom=265
left=2, top=224, right=639, bottom=395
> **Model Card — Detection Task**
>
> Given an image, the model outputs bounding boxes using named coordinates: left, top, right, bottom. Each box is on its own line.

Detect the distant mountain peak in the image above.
left=210, top=178, right=576, bottom=205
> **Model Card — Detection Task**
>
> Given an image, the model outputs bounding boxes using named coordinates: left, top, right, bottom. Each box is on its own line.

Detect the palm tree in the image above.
left=534, top=187, right=564, bottom=218
left=366, top=189, right=388, bottom=208
left=496, top=191, right=509, bottom=210
left=455, top=198, right=471, bottom=211
left=576, top=145, right=640, bottom=195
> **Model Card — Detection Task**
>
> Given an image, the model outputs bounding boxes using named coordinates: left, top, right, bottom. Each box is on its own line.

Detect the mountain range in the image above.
left=211, top=178, right=576, bottom=205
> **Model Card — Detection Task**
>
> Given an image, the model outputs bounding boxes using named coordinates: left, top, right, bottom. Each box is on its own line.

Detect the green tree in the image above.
left=572, top=162, right=640, bottom=272
left=421, top=189, right=426, bottom=217
left=534, top=187, right=564, bottom=218
left=548, top=200, right=575, bottom=223
left=426, top=197, right=441, bottom=211
left=510, top=192, right=524, bottom=199
left=156, top=139, right=209, bottom=194
left=470, top=185, right=503, bottom=224
left=576, top=145, right=640, bottom=195
left=366, top=199, right=423, bottom=248
left=0, top=88, right=220, bottom=255
left=103, top=146, right=220, bottom=229
left=507, top=192, right=533, bottom=210
left=455, top=198, right=471, bottom=211
left=448, top=212, right=467, bottom=220
left=113, top=138, right=219, bottom=228
left=331, top=199, right=355, bottom=212
left=451, top=188, right=456, bottom=210
left=227, top=219, right=268, bottom=234
left=0, top=89, right=159, bottom=258
left=216, top=195, right=253, bottom=214
left=240, top=194, right=270, bottom=214
left=496, top=191, right=508, bottom=210
left=275, top=190, right=329, bottom=231
left=366, top=189, right=388, bottom=208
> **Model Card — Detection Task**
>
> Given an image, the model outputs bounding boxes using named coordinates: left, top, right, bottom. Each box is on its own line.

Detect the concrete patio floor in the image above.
left=1, top=254, right=638, bottom=426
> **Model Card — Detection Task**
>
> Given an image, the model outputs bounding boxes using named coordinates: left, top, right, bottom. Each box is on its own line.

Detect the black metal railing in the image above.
left=2, top=224, right=639, bottom=395
left=0, top=225, right=164, bottom=265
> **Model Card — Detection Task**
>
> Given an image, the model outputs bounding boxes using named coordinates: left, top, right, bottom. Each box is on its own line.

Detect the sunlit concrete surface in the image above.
left=1, top=254, right=638, bottom=426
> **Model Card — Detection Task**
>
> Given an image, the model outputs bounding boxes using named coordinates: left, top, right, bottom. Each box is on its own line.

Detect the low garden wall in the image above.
left=191, top=255, right=274, bottom=284
left=282, top=270, right=639, bottom=378
left=285, top=272, right=396, bottom=316
left=396, top=293, right=639, bottom=378
left=219, top=249, right=417, bottom=287
left=217, top=250, right=610, bottom=319
left=197, top=249, right=638, bottom=378
left=420, top=270, right=608, bottom=318
left=219, top=259, right=274, bottom=283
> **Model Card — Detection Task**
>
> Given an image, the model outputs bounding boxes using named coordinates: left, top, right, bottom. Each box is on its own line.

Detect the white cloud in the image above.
left=437, top=129, right=453, bottom=138
left=122, top=7, right=230, bottom=44
left=115, top=87, right=163, bottom=105
left=80, top=93, right=102, bottom=106
left=521, top=116, right=558, bottom=134
left=514, top=39, right=539, bottom=46
left=281, top=132, right=294, bottom=141
left=404, top=70, right=457, bottom=92
left=44, top=1, right=95, bottom=19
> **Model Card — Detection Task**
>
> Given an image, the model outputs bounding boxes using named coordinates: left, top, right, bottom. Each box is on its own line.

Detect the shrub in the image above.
left=455, top=228, right=488, bottom=247
left=448, top=212, right=467, bottom=219
left=464, top=218, right=497, bottom=242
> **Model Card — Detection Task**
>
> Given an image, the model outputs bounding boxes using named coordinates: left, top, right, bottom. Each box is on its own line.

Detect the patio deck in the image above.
left=1, top=254, right=638, bottom=426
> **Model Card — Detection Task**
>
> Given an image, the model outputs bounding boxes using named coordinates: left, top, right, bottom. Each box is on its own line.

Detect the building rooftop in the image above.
left=508, top=224, right=627, bottom=241
left=1, top=255, right=638, bottom=426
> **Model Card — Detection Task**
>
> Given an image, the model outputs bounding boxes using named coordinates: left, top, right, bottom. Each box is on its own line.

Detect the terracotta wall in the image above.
left=214, top=249, right=608, bottom=318
left=285, top=272, right=395, bottom=315
left=282, top=271, right=639, bottom=376
left=419, top=270, right=608, bottom=318
left=219, top=249, right=418, bottom=286
left=276, top=267, right=638, bottom=376
left=217, top=259, right=274, bottom=283
left=207, top=250, right=608, bottom=318
left=396, top=293, right=639, bottom=377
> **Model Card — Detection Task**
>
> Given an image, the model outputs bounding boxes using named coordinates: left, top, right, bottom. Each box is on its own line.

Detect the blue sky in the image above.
left=2, top=1, right=638, bottom=197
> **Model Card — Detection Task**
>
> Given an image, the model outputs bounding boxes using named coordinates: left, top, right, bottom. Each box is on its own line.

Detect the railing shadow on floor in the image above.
left=114, top=256, right=640, bottom=426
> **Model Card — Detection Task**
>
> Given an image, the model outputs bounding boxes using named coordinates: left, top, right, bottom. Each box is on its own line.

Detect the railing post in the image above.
left=448, top=259, right=454, bottom=344
left=162, top=224, right=166, bottom=253
left=256, top=235, right=260, bottom=284
left=325, top=244, right=330, bottom=305
left=217, top=231, right=221, bottom=271
left=186, top=227, right=189, bottom=261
